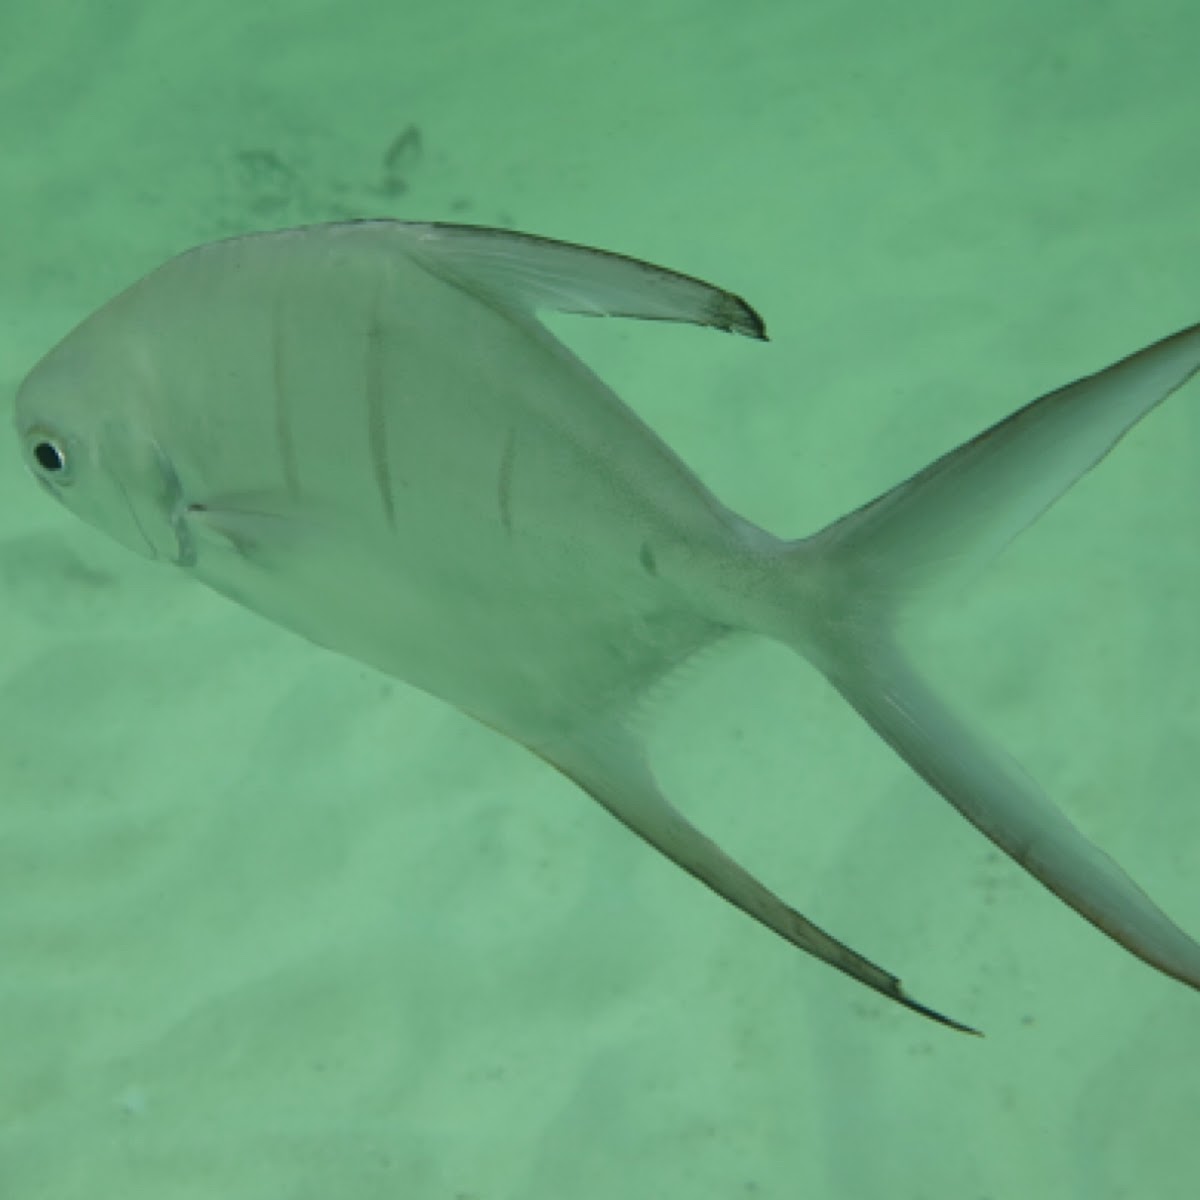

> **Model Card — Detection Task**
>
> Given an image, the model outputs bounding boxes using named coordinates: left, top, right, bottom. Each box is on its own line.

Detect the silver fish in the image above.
left=14, top=220, right=1200, bottom=1032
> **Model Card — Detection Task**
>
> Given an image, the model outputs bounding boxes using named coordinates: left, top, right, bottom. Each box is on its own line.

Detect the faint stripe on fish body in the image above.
left=271, top=296, right=302, bottom=499
left=364, top=283, right=397, bottom=529
left=497, top=426, right=517, bottom=536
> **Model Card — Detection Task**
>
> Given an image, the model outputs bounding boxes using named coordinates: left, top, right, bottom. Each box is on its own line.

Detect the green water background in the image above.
left=2, top=1, right=1199, bottom=1196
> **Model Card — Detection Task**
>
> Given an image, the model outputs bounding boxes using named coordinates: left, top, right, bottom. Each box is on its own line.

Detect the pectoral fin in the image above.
left=537, top=726, right=978, bottom=1034
left=182, top=492, right=321, bottom=560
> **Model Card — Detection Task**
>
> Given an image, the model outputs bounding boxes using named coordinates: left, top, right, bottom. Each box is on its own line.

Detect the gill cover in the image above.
left=89, top=421, right=195, bottom=565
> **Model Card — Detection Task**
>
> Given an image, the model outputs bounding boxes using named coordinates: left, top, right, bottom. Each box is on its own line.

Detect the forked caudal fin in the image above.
left=544, top=321, right=1200, bottom=1034
left=785, top=319, right=1200, bottom=997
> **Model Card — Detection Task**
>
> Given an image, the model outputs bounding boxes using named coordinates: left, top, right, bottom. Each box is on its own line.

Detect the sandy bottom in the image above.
left=2, top=1, right=1199, bottom=1196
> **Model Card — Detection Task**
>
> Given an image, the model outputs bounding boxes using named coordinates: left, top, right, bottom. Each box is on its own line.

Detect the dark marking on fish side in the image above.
left=639, top=541, right=658, bottom=576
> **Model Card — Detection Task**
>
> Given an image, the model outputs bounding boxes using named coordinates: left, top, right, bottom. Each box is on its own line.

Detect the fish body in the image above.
left=18, top=225, right=768, bottom=745
left=14, top=220, right=1200, bottom=1030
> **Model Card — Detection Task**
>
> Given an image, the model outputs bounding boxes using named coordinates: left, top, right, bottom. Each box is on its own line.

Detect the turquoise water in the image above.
left=3, top=1, right=1199, bottom=1196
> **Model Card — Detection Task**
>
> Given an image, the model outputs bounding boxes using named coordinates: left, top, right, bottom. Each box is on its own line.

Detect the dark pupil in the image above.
left=34, top=441, right=64, bottom=472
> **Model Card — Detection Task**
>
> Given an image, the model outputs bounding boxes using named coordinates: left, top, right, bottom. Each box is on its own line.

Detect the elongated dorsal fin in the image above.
left=391, top=220, right=767, bottom=339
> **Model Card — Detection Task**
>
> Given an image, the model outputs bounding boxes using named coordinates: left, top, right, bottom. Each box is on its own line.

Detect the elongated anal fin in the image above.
left=538, top=729, right=980, bottom=1035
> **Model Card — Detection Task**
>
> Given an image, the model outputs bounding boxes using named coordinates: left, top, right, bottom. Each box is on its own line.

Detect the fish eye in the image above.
left=26, top=431, right=72, bottom=484
left=33, top=439, right=66, bottom=473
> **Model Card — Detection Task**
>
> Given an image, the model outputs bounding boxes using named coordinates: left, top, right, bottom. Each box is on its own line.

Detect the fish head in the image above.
left=14, top=311, right=195, bottom=566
